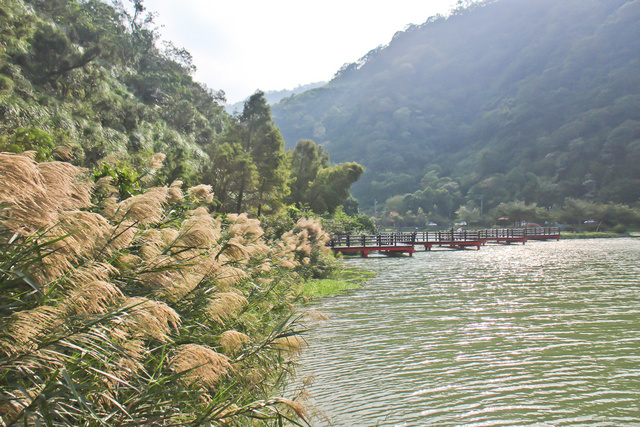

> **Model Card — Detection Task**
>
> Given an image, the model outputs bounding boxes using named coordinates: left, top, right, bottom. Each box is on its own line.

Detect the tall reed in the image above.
left=0, top=153, right=330, bottom=426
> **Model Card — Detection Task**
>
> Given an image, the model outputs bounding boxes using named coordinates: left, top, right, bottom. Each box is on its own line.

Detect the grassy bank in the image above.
left=303, top=268, right=376, bottom=299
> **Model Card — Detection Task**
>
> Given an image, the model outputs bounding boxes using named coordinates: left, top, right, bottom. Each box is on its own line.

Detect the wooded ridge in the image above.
left=272, top=0, right=640, bottom=223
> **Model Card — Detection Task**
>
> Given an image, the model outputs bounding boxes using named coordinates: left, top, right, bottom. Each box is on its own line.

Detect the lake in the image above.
left=290, top=238, right=640, bottom=426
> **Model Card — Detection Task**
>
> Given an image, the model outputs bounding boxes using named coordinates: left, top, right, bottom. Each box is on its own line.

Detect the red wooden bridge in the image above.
left=328, top=227, right=561, bottom=257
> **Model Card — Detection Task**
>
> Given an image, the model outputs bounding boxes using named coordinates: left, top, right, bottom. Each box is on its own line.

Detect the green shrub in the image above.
left=0, top=74, right=13, bottom=91
left=613, top=224, right=627, bottom=234
left=0, top=127, right=55, bottom=161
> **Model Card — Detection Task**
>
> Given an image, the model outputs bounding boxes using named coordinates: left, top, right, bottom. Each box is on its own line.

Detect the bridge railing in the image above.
left=328, top=227, right=561, bottom=248
left=414, top=230, right=482, bottom=243
left=329, top=230, right=483, bottom=248
left=328, top=234, right=410, bottom=248
left=478, top=228, right=526, bottom=240
left=523, top=226, right=560, bottom=236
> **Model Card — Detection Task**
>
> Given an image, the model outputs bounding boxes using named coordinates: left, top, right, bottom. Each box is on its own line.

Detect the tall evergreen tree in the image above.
left=232, top=91, right=290, bottom=214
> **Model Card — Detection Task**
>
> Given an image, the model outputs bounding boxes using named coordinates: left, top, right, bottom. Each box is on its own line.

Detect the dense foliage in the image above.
left=1, top=0, right=224, bottom=182
left=272, top=0, right=640, bottom=226
left=0, top=0, right=362, bottom=217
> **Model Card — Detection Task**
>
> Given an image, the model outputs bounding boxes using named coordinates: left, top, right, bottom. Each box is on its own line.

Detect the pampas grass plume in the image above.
left=149, top=153, right=166, bottom=169
left=219, top=330, right=250, bottom=354
left=207, top=292, right=248, bottom=324
left=66, top=280, right=124, bottom=315
left=272, top=335, right=307, bottom=353
left=123, top=297, right=181, bottom=342
left=115, top=187, right=168, bottom=225
left=170, top=344, right=233, bottom=389
left=5, top=306, right=62, bottom=354
left=187, top=184, right=213, bottom=201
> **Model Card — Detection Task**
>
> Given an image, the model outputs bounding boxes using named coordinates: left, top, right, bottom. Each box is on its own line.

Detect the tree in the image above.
left=306, top=162, right=364, bottom=214
left=253, top=127, right=290, bottom=216
left=455, top=204, right=482, bottom=225
left=495, top=200, right=545, bottom=225
left=286, top=139, right=365, bottom=214
left=223, top=91, right=290, bottom=214
left=25, top=21, right=101, bottom=82
left=202, top=141, right=250, bottom=212
left=289, top=139, right=329, bottom=207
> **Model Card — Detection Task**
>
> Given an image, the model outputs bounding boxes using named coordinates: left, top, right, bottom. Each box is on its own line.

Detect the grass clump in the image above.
left=302, top=268, right=376, bottom=299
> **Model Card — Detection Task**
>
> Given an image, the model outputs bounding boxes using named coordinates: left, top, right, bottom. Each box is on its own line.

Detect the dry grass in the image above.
left=219, top=330, right=250, bottom=354
left=187, top=184, right=214, bottom=203
left=121, top=297, right=181, bottom=342
left=212, top=264, right=248, bottom=289
left=149, top=153, right=166, bottom=169
left=207, top=292, right=248, bottom=324
left=272, top=335, right=307, bottom=353
left=176, top=212, right=221, bottom=249
left=65, top=280, right=124, bottom=315
left=65, top=262, right=119, bottom=284
left=38, top=161, right=93, bottom=211
left=4, top=306, right=62, bottom=354
left=0, top=153, right=330, bottom=426
left=0, top=153, right=92, bottom=232
left=115, top=187, right=168, bottom=225
left=170, top=344, right=233, bottom=389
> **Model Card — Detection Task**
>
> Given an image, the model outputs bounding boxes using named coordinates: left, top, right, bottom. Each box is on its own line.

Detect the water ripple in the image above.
left=290, top=239, right=640, bottom=426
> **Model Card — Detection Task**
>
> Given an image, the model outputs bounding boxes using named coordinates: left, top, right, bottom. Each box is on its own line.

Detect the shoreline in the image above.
left=560, top=232, right=635, bottom=239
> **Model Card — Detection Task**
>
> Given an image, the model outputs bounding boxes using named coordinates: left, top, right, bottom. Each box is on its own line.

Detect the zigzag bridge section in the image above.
left=328, top=227, right=561, bottom=257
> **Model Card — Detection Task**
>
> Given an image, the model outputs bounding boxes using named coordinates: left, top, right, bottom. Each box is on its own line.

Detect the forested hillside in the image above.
left=1, top=0, right=227, bottom=182
left=0, top=0, right=362, bottom=217
left=273, top=0, right=640, bottom=224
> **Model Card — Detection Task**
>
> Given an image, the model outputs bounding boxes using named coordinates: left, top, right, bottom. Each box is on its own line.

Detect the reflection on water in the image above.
left=290, top=238, right=640, bottom=426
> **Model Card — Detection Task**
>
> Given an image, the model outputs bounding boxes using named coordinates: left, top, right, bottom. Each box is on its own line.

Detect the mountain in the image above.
left=272, top=0, right=640, bottom=215
left=225, top=81, right=327, bottom=114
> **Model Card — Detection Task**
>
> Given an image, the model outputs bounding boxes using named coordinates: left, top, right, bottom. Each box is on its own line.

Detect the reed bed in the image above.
left=0, top=153, right=333, bottom=426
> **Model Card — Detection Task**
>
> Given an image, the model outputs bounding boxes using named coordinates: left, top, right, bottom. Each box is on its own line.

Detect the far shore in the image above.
left=561, top=231, right=637, bottom=239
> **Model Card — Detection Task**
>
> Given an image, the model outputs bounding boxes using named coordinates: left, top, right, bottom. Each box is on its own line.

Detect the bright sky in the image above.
left=143, top=0, right=459, bottom=104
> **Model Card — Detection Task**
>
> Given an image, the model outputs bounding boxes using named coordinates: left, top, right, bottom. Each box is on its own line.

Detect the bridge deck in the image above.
left=328, top=227, right=560, bottom=257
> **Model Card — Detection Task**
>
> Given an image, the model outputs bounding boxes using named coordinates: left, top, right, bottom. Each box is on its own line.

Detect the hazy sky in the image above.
left=142, top=0, right=459, bottom=103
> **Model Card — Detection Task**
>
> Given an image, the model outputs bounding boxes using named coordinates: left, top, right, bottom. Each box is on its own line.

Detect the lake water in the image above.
left=291, top=238, right=640, bottom=426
